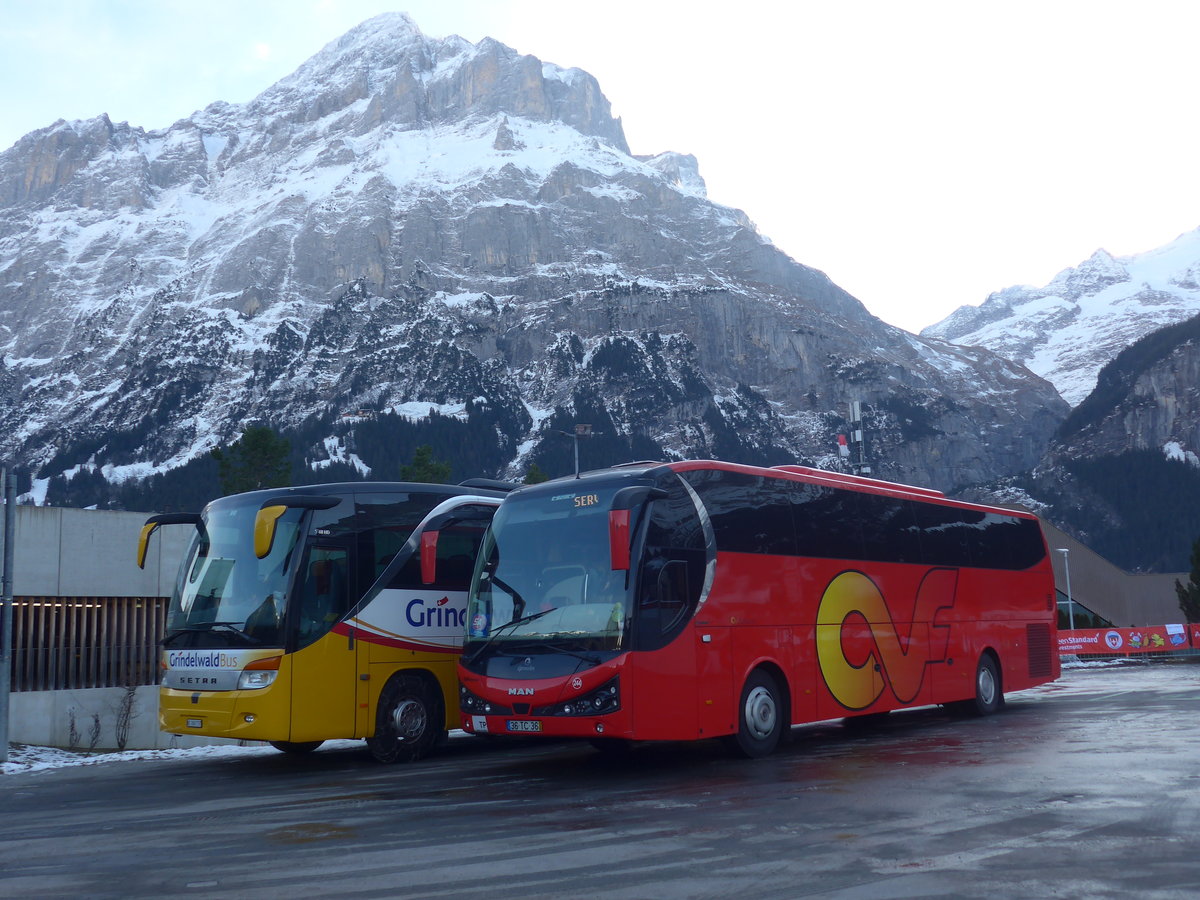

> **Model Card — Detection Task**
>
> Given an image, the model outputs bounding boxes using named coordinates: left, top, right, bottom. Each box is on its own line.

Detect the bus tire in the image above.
left=724, top=669, right=784, bottom=759
left=956, top=653, right=1003, bottom=717
left=269, top=740, right=324, bottom=754
left=366, top=673, right=442, bottom=764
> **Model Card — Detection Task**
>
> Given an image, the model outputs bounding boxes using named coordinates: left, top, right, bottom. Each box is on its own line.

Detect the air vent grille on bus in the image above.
left=1026, top=623, right=1053, bottom=678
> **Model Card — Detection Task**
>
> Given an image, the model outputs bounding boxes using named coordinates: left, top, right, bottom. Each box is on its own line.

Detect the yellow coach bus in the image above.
left=138, top=480, right=508, bottom=762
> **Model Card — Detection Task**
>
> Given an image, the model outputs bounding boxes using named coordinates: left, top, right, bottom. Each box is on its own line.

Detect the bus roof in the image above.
left=207, top=480, right=512, bottom=507
left=769, top=465, right=945, bottom=498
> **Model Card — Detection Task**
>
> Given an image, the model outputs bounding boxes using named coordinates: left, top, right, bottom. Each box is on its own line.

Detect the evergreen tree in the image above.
left=211, top=426, right=292, bottom=495
left=1176, top=536, right=1200, bottom=623
left=522, top=462, right=550, bottom=484
left=400, top=445, right=452, bottom=484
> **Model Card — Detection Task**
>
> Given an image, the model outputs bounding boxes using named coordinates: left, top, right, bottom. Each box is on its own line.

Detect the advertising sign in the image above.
left=1058, top=624, right=1192, bottom=656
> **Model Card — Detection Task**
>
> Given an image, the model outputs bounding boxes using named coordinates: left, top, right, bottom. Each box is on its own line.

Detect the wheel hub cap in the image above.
left=745, top=686, right=777, bottom=740
left=392, top=699, right=427, bottom=741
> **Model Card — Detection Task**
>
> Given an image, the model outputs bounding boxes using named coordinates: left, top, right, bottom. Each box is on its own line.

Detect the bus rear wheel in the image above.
left=954, top=653, right=1003, bottom=717
left=367, top=673, right=441, bottom=764
left=724, top=669, right=784, bottom=759
left=269, top=740, right=324, bottom=754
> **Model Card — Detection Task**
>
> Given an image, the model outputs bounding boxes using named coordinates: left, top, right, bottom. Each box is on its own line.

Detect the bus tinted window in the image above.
left=914, top=503, right=1045, bottom=570
left=790, top=483, right=863, bottom=561
left=857, top=494, right=922, bottom=564
left=913, top=502, right=974, bottom=568
left=355, top=492, right=453, bottom=583
left=685, top=470, right=796, bottom=555
left=1006, top=517, right=1047, bottom=569
left=638, top=476, right=708, bottom=650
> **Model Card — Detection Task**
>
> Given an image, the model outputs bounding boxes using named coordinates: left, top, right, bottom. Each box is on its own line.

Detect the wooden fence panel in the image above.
left=6, top=597, right=167, bottom=691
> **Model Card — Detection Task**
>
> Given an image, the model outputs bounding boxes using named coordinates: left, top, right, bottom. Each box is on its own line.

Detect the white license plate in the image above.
left=186, top=718, right=203, bottom=728
left=506, top=720, right=543, bottom=733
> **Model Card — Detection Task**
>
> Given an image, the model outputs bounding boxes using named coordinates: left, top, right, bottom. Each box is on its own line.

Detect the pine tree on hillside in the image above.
left=211, top=426, right=292, bottom=495
left=1176, top=537, right=1200, bottom=624
left=400, top=445, right=452, bottom=484
left=523, top=462, right=550, bottom=484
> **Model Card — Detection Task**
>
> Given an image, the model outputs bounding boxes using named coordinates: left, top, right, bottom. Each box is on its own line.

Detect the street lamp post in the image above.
left=556, top=424, right=595, bottom=479
left=1056, top=547, right=1074, bottom=630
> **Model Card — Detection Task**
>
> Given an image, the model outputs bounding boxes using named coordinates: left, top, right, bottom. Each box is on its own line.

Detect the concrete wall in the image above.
left=8, top=685, right=241, bottom=751
left=5, top=506, right=196, bottom=749
left=9, top=505, right=192, bottom=598
left=1043, top=520, right=1187, bottom=626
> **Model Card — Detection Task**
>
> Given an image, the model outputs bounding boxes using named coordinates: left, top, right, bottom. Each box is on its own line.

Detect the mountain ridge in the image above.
left=1, top=13, right=1065, bottom=502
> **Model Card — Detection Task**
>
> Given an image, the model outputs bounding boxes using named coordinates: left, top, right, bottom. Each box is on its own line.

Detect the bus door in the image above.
left=288, top=538, right=358, bottom=742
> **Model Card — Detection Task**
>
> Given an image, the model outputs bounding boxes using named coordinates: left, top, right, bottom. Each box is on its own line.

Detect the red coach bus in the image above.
left=456, top=460, right=1058, bottom=757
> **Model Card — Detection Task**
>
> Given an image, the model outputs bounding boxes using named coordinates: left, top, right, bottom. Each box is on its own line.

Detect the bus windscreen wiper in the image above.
left=162, top=621, right=258, bottom=646
left=464, top=607, right=557, bottom=665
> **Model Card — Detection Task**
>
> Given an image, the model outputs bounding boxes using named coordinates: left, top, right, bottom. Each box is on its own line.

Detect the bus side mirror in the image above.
left=253, top=494, right=340, bottom=559
left=607, top=486, right=666, bottom=571
left=421, top=531, right=439, bottom=585
left=254, top=506, right=288, bottom=559
left=137, top=512, right=201, bottom=568
left=609, top=510, right=631, bottom=571
left=137, top=522, right=158, bottom=570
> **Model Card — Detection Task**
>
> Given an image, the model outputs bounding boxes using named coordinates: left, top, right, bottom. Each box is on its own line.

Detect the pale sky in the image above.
left=2, top=0, right=1198, bottom=333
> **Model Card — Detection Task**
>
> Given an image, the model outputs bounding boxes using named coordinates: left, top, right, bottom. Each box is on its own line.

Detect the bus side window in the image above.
left=297, top=546, right=350, bottom=647
left=354, top=491, right=454, bottom=589
left=434, top=524, right=487, bottom=590
left=655, top=560, right=690, bottom=633
left=635, top=478, right=707, bottom=649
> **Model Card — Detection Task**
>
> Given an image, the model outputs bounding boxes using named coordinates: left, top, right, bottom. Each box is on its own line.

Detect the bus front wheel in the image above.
left=367, top=673, right=441, bottom=764
left=724, top=669, right=784, bottom=759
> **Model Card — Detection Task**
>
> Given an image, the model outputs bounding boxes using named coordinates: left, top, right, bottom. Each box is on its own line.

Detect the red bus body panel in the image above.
left=459, top=462, right=1058, bottom=742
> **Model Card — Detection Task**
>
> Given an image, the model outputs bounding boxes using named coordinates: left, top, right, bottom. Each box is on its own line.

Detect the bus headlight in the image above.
left=238, top=669, right=277, bottom=690
left=459, top=684, right=512, bottom=715
left=535, top=676, right=620, bottom=716
left=238, top=656, right=281, bottom=690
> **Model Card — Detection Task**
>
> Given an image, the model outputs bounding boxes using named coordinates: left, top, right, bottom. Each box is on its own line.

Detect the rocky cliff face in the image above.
left=965, top=314, right=1200, bottom=572
left=1053, top=314, right=1200, bottom=462
left=924, top=234, right=1200, bottom=406
left=0, top=13, right=1066, bottom=497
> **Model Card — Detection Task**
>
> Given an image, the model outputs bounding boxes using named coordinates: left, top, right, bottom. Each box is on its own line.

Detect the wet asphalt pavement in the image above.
left=2, top=663, right=1199, bottom=898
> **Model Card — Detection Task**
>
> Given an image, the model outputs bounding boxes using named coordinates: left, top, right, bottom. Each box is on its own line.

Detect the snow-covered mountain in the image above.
left=923, top=231, right=1200, bottom=405
left=0, top=13, right=1067, bottom=498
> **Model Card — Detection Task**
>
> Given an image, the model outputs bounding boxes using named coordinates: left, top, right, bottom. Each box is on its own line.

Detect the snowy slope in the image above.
left=0, top=13, right=1066, bottom=497
left=924, top=230, right=1200, bottom=405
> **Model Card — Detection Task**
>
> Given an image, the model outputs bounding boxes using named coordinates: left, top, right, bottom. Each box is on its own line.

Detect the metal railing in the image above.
left=7, top=596, right=167, bottom=691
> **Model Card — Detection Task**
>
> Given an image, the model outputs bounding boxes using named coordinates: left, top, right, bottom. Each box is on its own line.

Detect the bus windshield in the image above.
left=165, top=499, right=305, bottom=648
left=465, top=486, right=630, bottom=654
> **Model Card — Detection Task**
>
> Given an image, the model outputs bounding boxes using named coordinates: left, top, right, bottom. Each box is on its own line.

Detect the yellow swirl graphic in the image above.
left=816, top=569, right=957, bottom=711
